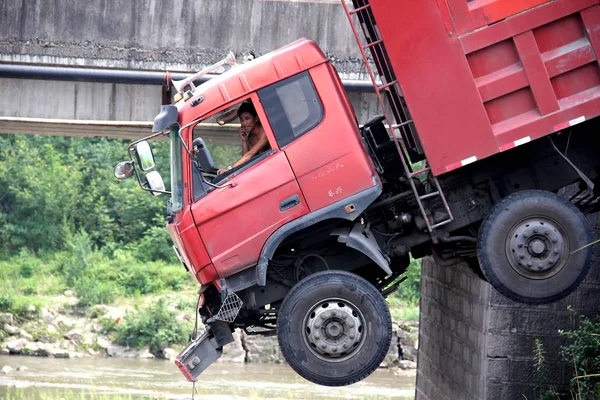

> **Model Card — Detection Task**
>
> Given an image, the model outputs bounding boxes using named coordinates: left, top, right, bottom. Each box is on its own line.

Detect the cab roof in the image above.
left=177, top=38, right=329, bottom=124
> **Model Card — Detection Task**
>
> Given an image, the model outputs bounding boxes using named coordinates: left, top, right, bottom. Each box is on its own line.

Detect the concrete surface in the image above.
left=416, top=215, right=600, bottom=400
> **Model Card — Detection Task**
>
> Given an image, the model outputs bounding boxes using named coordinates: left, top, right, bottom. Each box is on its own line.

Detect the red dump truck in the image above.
left=115, top=0, right=600, bottom=387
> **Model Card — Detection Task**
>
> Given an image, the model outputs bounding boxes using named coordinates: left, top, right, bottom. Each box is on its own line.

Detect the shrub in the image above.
left=393, top=257, right=421, bottom=305
left=0, top=291, right=44, bottom=320
left=560, top=316, right=600, bottom=399
left=75, top=277, right=119, bottom=307
left=115, top=298, right=187, bottom=355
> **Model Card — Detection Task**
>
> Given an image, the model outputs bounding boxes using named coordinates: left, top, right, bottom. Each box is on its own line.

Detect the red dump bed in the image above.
left=369, top=0, right=600, bottom=175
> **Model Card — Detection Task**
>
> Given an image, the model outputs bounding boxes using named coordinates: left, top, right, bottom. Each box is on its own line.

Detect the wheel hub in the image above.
left=507, top=218, right=568, bottom=279
left=303, top=298, right=365, bottom=362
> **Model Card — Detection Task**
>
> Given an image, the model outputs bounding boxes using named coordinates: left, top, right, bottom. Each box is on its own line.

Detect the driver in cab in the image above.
left=217, top=102, right=269, bottom=175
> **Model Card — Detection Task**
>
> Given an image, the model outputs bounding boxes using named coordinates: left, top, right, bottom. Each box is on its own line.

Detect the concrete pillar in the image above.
left=416, top=215, right=600, bottom=399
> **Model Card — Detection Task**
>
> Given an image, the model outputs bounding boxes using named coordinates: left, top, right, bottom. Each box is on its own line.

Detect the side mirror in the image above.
left=114, top=161, right=135, bottom=180
left=145, top=171, right=166, bottom=196
left=134, top=141, right=156, bottom=171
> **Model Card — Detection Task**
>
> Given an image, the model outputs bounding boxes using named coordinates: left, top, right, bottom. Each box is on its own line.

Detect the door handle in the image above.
left=280, top=195, right=301, bottom=211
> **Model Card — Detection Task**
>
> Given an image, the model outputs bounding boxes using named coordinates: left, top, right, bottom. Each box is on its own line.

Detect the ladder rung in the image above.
left=431, top=219, right=453, bottom=230
left=377, top=80, right=398, bottom=92
left=410, top=167, right=430, bottom=177
left=349, top=4, right=371, bottom=15
left=391, top=120, right=413, bottom=129
left=419, top=191, right=440, bottom=200
left=362, top=39, right=383, bottom=50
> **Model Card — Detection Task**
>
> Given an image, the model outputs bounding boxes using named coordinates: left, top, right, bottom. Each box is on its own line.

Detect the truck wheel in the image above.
left=277, top=270, right=391, bottom=386
left=478, top=190, right=592, bottom=304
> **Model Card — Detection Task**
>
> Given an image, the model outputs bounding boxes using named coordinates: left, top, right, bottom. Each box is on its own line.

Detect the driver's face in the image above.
left=240, top=112, right=258, bottom=133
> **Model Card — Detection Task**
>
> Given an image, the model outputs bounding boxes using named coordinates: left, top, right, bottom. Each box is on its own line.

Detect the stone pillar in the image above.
left=416, top=216, right=600, bottom=400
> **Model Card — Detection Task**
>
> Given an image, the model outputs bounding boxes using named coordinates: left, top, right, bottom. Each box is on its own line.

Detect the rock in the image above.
left=244, top=333, right=283, bottom=364
left=7, top=338, right=28, bottom=354
left=26, top=304, right=36, bottom=314
left=52, top=349, right=70, bottom=359
left=0, top=348, right=9, bottom=355
left=41, top=308, right=54, bottom=324
left=401, top=346, right=418, bottom=363
left=91, top=323, right=103, bottom=333
left=2, top=366, right=14, bottom=375
left=90, top=304, right=110, bottom=318
left=55, top=316, right=74, bottom=330
left=47, top=324, right=57, bottom=335
left=64, top=329, right=84, bottom=343
left=87, top=348, right=98, bottom=356
left=398, top=360, right=417, bottom=370
left=83, top=333, right=97, bottom=346
left=17, top=366, right=28, bottom=371
left=220, top=329, right=246, bottom=363
left=63, top=290, right=74, bottom=297
left=0, top=312, right=14, bottom=325
left=20, top=330, right=33, bottom=341
left=58, top=340, right=75, bottom=352
left=36, top=343, right=52, bottom=357
left=3, top=324, right=19, bottom=335
left=23, top=342, right=40, bottom=355
left=95, top=337, right=110, bottom=350
left=161, top=348, right=178, bottom=361
left=106, top=345, right=127, bottom=358
left=138, top=346, right=155, bottom=359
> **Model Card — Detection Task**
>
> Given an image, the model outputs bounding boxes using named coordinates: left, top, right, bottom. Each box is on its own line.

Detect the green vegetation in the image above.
left=560, top=316, right=600, bottom=399
left=0, top=134, right=420, bottom=359
left=3, top=388, right=148, bottom=400
left=114, top=298, right=190, bottom=354
left=387, top=257, right=422, bottom=322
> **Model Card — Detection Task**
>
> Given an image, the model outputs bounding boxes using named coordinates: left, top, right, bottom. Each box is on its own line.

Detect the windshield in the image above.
left=170, top=125, right=184, bottom=213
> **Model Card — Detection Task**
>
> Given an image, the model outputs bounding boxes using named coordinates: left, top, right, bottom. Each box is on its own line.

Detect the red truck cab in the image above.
left=166, top=38, right=380, bottom=287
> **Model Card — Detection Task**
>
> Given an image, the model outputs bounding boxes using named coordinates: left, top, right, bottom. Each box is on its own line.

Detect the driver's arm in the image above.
left=231, top=134, right=269, bottom=168
left=216, top=134, right=269, bottom=175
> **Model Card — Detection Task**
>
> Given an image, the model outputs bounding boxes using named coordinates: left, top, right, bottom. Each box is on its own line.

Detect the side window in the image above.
left=258, top=71, right=323, bottom=148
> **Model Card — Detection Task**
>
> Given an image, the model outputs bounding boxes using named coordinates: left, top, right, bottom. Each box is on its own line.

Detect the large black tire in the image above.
left=477, top=190, right=592, bottom=304
left=277, top=270, right=391, bottom=386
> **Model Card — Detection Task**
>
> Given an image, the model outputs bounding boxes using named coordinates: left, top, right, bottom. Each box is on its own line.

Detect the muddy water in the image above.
left=0, top=355, right=415, bottom=399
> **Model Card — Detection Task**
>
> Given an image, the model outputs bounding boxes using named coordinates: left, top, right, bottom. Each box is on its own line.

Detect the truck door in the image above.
left=189, top=97, right=309, bottom=278
left=258, top=68, right=378, bottom=212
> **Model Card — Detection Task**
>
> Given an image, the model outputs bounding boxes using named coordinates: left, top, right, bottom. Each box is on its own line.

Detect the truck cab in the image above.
left=165, top=38, right=382, bottom=288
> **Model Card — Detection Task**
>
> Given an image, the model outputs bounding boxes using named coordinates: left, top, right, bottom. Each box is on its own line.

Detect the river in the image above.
left=0, top=355, right=415, bottom=400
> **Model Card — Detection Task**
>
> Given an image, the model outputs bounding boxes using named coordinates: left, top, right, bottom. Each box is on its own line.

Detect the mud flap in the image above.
left=175, top=331, right=223, bottom=382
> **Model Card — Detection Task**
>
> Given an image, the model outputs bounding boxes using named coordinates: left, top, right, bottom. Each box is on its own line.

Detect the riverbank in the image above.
left=1, top=290, right=419, bottom=372
left=0, top=355, right=416, bottom=400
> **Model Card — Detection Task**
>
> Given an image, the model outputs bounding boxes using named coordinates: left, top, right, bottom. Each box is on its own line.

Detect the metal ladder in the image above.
left=342, top=0, right=454, bottom=232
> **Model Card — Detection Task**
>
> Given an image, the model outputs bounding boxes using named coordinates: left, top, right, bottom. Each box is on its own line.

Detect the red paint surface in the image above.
left=368, top=0, right=600, bottom=174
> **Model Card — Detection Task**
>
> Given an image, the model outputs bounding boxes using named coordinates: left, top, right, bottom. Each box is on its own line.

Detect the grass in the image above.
left=388, top=298, right=420, bottom=323
left=2, top=388, right=148, bottom=400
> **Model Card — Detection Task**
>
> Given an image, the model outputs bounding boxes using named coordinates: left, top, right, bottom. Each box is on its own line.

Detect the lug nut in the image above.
left=320, top=344, right=327, bottom=350
left=332, top=347, right=338, bottom=353
left=349, top=335, right=355, bottom=340
left=343, top=343, right=348, bottom=349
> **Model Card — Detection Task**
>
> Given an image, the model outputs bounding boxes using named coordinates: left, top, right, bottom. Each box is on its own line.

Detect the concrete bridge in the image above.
left=0, top=0, right=379, bottom=143
left=1, top=1, right=599, bottom=399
